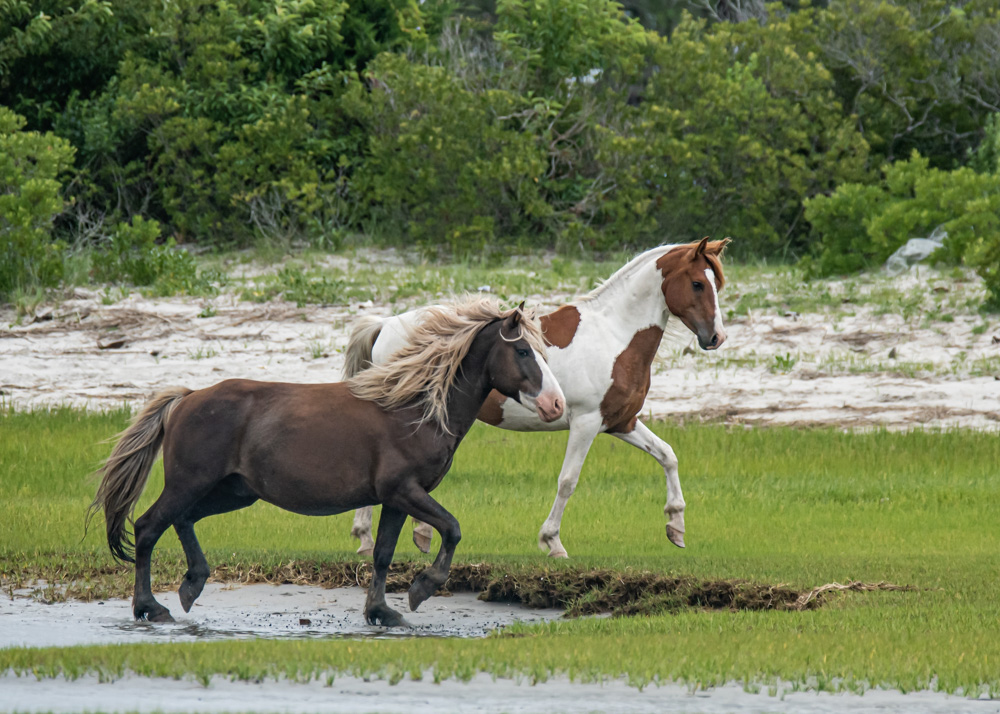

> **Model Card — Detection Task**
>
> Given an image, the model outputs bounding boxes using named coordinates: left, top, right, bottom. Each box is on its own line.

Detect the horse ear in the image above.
left=693, top=236, right=710, bottom=260
left=708, top=237, right=732, bottom=255
left=511, top=301, right=525, bottom=325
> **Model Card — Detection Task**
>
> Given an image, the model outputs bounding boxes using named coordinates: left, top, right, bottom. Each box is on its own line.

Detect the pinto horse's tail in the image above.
left=342, top=315, right=384, bottom=379
left=87, top=387, right=192, bottom=563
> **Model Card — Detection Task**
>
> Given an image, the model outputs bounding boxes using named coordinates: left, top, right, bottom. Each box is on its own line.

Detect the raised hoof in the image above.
left=356, top=545, right=374, bottom=558
left=179, top=577, right=205, bottom=613
left=412, top=530, right=432, bottom=554
left=365, top=607, right=410, bottom=628
left=407, top=575, right=439, bottom=612
left=666, top=524, right=686, bottom=548
left=548, top=549, right=569, bottom=559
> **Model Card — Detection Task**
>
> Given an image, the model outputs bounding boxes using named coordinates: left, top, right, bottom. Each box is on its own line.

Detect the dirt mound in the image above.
left=208, top=560, right=912, bottom=618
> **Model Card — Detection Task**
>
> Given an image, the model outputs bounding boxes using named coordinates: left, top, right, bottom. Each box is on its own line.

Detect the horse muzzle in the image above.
left=698, top=328, right=726, bottom=350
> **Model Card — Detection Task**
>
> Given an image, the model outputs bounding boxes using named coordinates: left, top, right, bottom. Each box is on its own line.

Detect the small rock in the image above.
left=299, top=618, right=312, bottom=626
left=783, top=311, right=800, bottom=321
left=888, top=347, right=897, bottom=359
left=992, top=335, right=1000, bottom=345
left=477, top=285, right=491, bottom=293
left=97, top=338, right=127, bottom=350
left=32, top=307, right=54, bottom=323
left=682, top=346, right=695, bottom=356
left=149, top=349, right=160, bottom=357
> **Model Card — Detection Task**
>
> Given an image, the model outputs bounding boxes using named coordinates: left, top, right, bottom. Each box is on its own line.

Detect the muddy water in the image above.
left=3, top=585, right=997, bottom=713
left=0, top=583, right=562, bottom=648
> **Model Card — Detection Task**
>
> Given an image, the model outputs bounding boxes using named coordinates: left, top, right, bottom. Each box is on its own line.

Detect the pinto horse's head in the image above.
left=488, top=304, right=565, bottom=423
left=656, top=237, right=730, bottom=351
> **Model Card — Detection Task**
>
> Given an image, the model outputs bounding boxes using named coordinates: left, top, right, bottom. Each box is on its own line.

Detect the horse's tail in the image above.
left=342, top=315, right=384, bottom=379
left=87, top=386, right=192, bottom=563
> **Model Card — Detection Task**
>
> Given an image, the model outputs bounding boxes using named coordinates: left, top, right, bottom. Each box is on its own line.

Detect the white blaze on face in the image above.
left=519, top=348, right=565, bottom=423
left=705, top=267, right=727, bottom=346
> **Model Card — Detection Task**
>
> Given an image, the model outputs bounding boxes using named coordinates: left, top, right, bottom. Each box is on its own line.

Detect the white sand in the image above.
left=2, top=270, right=999, bottom=429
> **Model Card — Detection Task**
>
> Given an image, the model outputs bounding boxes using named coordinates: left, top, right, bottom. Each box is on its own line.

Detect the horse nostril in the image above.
left=710, top=334, right=718, bottom=347
left=554, top=397, right=564, bottom=413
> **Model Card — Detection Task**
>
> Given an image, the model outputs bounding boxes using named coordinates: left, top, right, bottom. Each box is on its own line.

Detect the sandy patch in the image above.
left=1, top=265, right=999, bottom=428
left=1, top=670, right=996, bottom=714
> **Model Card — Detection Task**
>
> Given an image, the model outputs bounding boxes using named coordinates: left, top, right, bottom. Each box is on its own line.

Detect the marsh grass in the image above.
left=1, top=409, right=999, bottom=694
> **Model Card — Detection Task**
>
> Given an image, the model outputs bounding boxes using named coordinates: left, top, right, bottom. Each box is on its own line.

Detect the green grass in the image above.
left=2, top=408, right=1000, bottom=695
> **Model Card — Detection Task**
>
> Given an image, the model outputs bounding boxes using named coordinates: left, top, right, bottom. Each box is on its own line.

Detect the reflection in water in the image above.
left=112, top=620, right=504, bottom=642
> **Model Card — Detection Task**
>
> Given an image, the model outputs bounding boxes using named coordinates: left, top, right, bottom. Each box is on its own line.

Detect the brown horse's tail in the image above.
left=342, top=315, right=383, bottom=379
left=87, top=387, right=192, bottom=563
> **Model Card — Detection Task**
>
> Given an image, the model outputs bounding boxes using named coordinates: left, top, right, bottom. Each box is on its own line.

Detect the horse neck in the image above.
left=581, top=249, right=672, bottom=337
left=441, top=322, right=500, bottom=440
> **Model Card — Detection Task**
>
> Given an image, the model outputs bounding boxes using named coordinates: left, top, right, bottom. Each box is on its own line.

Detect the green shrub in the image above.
left=600, top=11, right=870, bottom=257
left=91, top=216, right=206, bottom=294
left=0, top=106, right=75, bottom=299
left=804, top=151, right=1000, bottom=308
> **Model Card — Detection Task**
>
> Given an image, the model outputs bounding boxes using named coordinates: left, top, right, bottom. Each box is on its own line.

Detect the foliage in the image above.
left=0, top=106, right=75, bottom=298
left=799, top=0, right=1000, bottom=167
left=90, top=215, right=210, bottom=295
left=599, top=11, right=870, bottom=257
left=803, top=151, right=1000, bottom=307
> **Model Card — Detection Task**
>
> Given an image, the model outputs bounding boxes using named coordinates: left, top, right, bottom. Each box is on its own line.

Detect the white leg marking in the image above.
left=538, top=415, right=604, bottom=558
left=351, top=506, right=375, bottom=556
left=611, top=421, right=686, bottom=548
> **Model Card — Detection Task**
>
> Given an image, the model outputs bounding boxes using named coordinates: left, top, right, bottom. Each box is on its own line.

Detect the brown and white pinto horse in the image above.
left=88, top=297, right=564, bottom=626
left=347, top=238, right=729, bottom=558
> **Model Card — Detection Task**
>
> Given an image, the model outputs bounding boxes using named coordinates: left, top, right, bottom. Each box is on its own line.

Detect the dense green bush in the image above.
left=0, top=106, right=75, bottom=298
left=600, top=11, right=870, bottom=257
left=2, top=0, right=1000, bottom=281
left=803, top=151, right=1000, bottom=306
left=91, top=216, right=206, bottom=295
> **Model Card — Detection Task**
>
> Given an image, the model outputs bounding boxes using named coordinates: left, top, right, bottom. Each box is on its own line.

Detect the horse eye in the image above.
left=516, top=348, right=531, bottom=358
left=692, top=281, right=704, bottom=292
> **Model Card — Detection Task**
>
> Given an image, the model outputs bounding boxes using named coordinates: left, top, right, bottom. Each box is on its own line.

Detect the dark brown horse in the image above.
left=88, top=297, right=565, bottom=626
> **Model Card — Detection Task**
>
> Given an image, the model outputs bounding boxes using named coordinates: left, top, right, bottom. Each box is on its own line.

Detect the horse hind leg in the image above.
left=133, top=490, right=198, bottom=622
left=412, top=520, right=433, bottom=553
left=174, top=474, right=259, bottom=612
left=351, top=506, right=375, bottom=557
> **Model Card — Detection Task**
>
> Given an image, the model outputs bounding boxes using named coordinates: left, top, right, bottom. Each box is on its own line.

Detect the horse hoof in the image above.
left=412, top=531, right=432, bottom=554
left=666, top=525, right=686, bottom=548
left=366, top=608, right=410, bottom=628
left=137, top=608, right=174, bottom=623
left=356, top=546, right=374, bottom=558
left=548, top=549, right=569, bottom=559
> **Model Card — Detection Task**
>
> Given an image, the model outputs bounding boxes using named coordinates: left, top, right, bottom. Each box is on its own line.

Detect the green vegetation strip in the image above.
left=1, top=408, right=999, bottom=695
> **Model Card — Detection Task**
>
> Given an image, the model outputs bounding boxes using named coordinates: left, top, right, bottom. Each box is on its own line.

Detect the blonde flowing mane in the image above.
left=347, top=295, right=547, bottom=433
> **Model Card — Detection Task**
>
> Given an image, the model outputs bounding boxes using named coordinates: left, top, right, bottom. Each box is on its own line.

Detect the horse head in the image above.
left=489, top=303, right=565, bottom=422
left=656, top=237, right=730, bottom=350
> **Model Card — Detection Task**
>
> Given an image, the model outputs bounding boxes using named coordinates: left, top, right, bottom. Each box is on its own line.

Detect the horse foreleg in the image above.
left=538, top=416, right=602, bottom=558
left=386, top=487, right=461, bottom=612
left=611, top=420, right=685, bottom=548
left=363, top=505, right=408, bottom=627
left=351, top=506, right=375, bottom=557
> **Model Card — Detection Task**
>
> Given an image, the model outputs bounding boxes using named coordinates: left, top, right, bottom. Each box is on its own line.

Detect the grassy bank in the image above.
left=1, top=409, right=999, bottom=694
